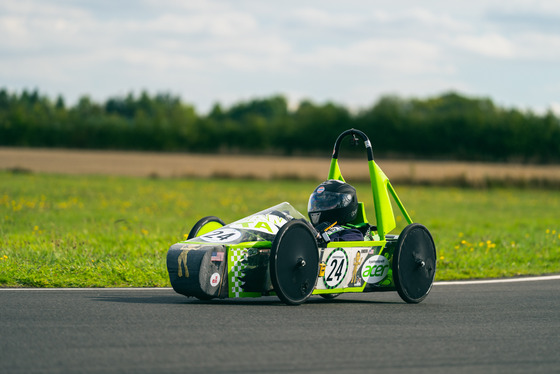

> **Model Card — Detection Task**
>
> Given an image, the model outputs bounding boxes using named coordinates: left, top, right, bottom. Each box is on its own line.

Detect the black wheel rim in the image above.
left=393, top=223, right=436, bottom=303
left=270, top=221, right=319, bottom=305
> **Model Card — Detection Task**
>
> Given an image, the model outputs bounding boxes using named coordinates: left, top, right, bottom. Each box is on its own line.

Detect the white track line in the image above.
left=1, top=275, right=559, bottom=291
left=435, top=274, right=560, bottom=285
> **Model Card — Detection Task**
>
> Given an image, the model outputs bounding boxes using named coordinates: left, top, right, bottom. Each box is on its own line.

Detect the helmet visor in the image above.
left=308, top=191, right=353, bottom=212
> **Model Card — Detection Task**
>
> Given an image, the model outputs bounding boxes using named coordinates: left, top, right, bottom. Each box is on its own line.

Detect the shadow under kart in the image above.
left=166, top=129, right=436, bottom=305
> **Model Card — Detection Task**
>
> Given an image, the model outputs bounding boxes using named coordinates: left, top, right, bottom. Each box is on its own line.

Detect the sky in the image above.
left=2, top=0, right=560, bottom=114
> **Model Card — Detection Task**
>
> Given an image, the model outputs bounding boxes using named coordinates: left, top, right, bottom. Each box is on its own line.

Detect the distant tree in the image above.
left=0, top=87, right=558, bottom=162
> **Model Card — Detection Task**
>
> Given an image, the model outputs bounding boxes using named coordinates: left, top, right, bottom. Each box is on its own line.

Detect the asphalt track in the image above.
left=1, top=276, right=559, bottom=374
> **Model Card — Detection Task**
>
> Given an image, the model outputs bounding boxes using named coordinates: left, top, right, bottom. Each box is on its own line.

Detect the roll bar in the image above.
left=327, top=128, right=412, bottom=240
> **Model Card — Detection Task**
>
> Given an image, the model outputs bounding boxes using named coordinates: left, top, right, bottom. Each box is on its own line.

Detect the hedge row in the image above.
left=1, top=88, right=559, bottom=162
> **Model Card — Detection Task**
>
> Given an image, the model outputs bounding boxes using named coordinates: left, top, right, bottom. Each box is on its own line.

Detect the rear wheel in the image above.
left=393, top=223, right=436, bottom=303
left=187, top=216, right=226, bottom=239
left=270, top=220, right=319, bottom=305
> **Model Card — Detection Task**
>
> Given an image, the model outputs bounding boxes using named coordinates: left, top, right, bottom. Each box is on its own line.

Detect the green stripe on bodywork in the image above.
left=227, top=241, right=272, bottom=249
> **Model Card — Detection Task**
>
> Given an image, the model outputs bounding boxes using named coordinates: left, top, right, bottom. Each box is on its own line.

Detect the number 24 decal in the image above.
left=323, top=249, right=348, bottom=289
left=326, top=258, right=345, bottom=282
left=200, top=228, right=241, bottom=243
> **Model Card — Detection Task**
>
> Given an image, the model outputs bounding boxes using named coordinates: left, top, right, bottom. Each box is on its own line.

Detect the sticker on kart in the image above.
left=198, top=228, right=242, bottom=243
left=361, top=255, right=389, bottom=284
left=229, top=213, right=288, bottom=235
left=323, top=248, right=349, bottom=289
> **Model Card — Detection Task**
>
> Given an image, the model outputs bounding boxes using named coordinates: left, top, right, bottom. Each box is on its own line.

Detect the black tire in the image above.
left=393, top=223, right=436, bottom=303
left=270, top=220, right=320, bottom=305
left=187, top=216, right=226, bottom=240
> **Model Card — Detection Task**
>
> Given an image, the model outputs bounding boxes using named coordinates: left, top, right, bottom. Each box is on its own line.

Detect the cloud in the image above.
left=293, top=38, right=444, bottom=75
left=515, top=32, right=560, bottom=61
left=143, top=10, right=259, bottom=37
left=1, top=0, right=560, bottom=113
left=550, top=102, right=560, bottom=116
left=293, top=7, right=368, bottom=29
left=453, top=33, right=516, bottom=58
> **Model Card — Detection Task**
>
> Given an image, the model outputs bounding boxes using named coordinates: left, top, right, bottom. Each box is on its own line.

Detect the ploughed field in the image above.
left=2, top=147, right=560, bottom=187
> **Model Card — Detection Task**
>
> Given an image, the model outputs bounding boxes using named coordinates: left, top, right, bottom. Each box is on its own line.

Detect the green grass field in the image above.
left=1, top=171, right=559, bottom=287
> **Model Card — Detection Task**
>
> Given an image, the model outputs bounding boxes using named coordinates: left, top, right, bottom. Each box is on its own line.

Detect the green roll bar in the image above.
left=327, top=129, right=413, bottom=240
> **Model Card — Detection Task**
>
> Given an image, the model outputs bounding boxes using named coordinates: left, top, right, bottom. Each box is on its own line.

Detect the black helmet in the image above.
left=308, top=179, right=358, bottom=227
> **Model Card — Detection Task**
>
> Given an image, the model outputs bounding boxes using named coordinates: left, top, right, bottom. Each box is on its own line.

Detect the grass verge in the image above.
left=1, top=171, right=559, bottom=287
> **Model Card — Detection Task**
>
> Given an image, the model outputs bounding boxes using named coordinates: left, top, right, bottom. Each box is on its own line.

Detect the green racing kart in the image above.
left=166, top=129, right=437, bottom=305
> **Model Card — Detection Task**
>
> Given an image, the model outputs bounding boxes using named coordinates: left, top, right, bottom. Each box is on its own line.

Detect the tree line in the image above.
left=1, top=88, right=559, bottom=163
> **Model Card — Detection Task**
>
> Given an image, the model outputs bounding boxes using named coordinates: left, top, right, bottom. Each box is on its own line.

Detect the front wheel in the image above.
left=187, top=216, right=226, bottom=240
left=393, top=223, right=436, bottom=303
left=270, top=220, right=320, bottom=305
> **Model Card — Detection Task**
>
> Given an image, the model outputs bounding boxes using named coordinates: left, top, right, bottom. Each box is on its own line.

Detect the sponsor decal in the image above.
left=177, top=249, right=192, bottom=278
left=323, top=248, right=349, bottom=289
left=230, top=214, right=287, bottom=235
left=317, top=186, right=325, bottom=193
left=199, top=228, right=242, bottom=243
left=319, top=262, right=326, bottom=277
left=350, top=250, right=362, bottom=285
left=210, top=272, right=220, bottom=287
left=211, top=251, right=224, bottom=262
left=361, top=255, right=389, bottom=284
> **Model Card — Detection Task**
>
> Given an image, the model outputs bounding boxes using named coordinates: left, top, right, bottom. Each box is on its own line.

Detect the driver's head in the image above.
left=307, top=179, right=358, bottom=227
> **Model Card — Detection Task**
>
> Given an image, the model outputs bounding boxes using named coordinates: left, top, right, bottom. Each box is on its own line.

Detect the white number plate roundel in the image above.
left=323, top=248, right=348, bottom=289
left=199, top=228, right=242, bottom=243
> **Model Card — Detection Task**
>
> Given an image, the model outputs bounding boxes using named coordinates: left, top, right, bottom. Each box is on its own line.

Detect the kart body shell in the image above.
left=167, top=129, right=436, bottom=305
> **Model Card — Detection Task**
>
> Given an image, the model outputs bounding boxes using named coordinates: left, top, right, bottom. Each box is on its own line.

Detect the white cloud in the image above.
left=1, top=0, right=560, bottom=113
left=143, top=11, right=259, bottom=37
left=292, top=37, right=444, bottom=78
left=549, top=102, right=560, bottom=116
left=397, top=8, right=473, bottom=34
left=453, top=33, right=516, bottom=58
left=515, top=32, right=560, bottom=61
left=293, top=7, right=367, bottom=29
